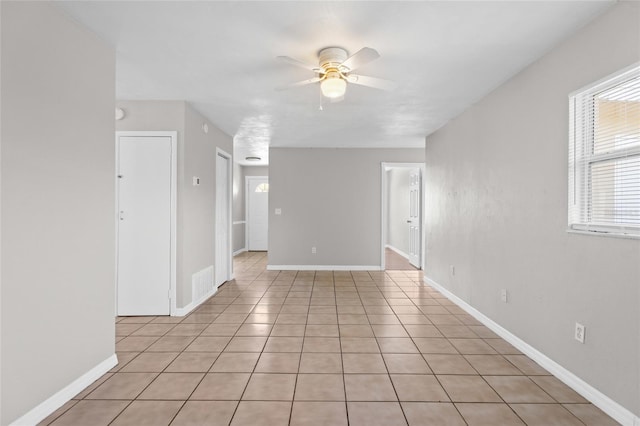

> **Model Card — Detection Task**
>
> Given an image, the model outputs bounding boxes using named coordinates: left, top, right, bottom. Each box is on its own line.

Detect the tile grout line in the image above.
left=412, top=277, right=587, bottom=426
left=70, top=253, right=611, bottom=426
left=393, top=272, right=471, bottom=423
left=399, top=273, right=477, bottom=425
left=112, top=280, right=241, bottom=425
left=335, top=272, right=351, bottom=426
left=347, top=270, right=409, bottom=425
left=163, top=284, right=249, bottom=425
left=287, top=269, right=311, bottom=426
left=373, top=270, right=414, bottom=426
left=227, top=269, right=280, bottom=425
left=225, top=266, right=271, bottom=425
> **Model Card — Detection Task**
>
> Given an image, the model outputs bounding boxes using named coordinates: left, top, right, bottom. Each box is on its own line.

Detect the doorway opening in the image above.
left=381, top=163, right=424, bottom=271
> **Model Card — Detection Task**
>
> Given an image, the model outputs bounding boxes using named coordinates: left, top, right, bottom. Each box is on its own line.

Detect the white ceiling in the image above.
left=58, top=1, right=613, bottom=166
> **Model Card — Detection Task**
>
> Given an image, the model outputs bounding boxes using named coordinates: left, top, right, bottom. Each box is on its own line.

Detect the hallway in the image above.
left=40, top=252, right=616, bottom=425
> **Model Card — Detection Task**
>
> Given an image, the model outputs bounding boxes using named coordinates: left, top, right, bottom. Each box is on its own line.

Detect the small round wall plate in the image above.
left=115, top=107, right=125, bottom=120
left=202, top=123, right=209, bottom=134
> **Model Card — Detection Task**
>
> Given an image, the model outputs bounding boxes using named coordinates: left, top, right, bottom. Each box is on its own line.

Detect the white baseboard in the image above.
left=267, top=265, right=382, bottom=271
left=233, top=248, right=247, bottom=256
left=385, top=244, right=410, bottom=260
left=174, top=285, right=218, bottom=317
left=10, top=354, right=118, bottom=426
left=174, top=303, right=194, bottom=317
left=424, top=276, right=640, bottom=426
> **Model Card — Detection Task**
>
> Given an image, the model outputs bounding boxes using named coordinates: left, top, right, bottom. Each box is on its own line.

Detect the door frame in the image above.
left=245, top=175, right=269, bottom=251
left=380, top=162, right=425, bottom=270
left=216, top=147, right=233, bottom=284
left=115, top=131, right=178, bottom=315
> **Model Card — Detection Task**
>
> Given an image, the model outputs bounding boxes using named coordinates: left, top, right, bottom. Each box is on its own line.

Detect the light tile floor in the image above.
left=41, top=251, right=619, bottom=425
left=385, top=248, right=418, bottom=271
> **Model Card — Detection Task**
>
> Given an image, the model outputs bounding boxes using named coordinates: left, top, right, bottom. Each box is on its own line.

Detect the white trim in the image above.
left=115, top=131, right=177, bottom=316
left=385, top=244, right=410, bottom=260
left=245, top=176, right=269, bottom=251
left=174, top=304, right=195, bottom=317
left=380, top=164, right=387, bottom=270
left=381, top=162, right=425, bottom=270
left=424, top=275, right=640, bottom=426
left=10, top=354, right=118, bottom=426
left=568, top=63, right=640, bottom=234
left=216, top=148, right=233, bottom=285
left=233, top=248, right=248, bottom=256
left=568, top=61, right=640, bottom=98
left=567, top=227, right=640, bottom=240
left=267, top=265, right=382, bottom=271
left=174, top=286, right=218, bottom=317
left=421, top=163, right=427, bottom=272
left=232, top=221, right=246, bottom=225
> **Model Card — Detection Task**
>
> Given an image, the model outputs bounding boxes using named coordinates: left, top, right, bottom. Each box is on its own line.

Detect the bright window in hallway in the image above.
left=568, top=64, right=640, bottom=237
left=254, top=183, right=269, bottom=193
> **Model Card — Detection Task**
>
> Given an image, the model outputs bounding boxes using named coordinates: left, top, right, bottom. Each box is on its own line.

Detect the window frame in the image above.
left=568, top=63, right=640, bottom=239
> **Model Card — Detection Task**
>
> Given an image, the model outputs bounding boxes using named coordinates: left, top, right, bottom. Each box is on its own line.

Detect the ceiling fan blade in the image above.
left=276, top=56, right=323, bottom=73
left=276, top=77, right=322, bottom=91
left=340, top=47, right=380, bottom=71
left=347, top=74, right=397, bottom=91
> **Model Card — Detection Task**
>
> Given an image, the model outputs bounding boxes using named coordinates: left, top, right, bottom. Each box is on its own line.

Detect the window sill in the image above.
left=567, top=228, right=640, bottom=240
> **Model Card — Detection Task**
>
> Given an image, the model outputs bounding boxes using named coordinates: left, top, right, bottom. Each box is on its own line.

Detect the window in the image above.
left=254, top=183, right=269, bottom=193
left=568, top=64, right=640, bottom=237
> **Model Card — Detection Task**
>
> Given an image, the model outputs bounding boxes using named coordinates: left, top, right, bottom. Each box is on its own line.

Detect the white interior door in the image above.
left=247, top=177, right=269, bottom=251
left=215, top=151, right=231, bottom=286
left=117, top=135, right=172, bottom=316
left=408, top=171, right=421, bottom=268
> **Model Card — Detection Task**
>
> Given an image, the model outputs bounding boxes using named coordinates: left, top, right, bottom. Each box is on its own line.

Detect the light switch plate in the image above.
left=275, top=208, right=282, bottom=215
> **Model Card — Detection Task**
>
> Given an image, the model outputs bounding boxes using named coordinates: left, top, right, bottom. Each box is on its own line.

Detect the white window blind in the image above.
left=568, top=64, right=640, bottom=237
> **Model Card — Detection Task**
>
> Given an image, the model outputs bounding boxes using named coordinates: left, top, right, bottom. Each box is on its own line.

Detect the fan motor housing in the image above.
left=318, top=47, right=348, bottom=69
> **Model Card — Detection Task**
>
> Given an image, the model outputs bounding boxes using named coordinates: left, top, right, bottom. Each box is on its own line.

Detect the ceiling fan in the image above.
left=276, top=47, right=396, bottom=101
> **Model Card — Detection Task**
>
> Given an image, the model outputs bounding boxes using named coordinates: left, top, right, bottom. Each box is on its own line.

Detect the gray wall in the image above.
left=115, top=100, right=185, bottom=133
left=182, top=104, right=233, bottom=304
left=244, top=166, right=270, bottom=177
left=116, top=101, right=233, bottom=308
left=387, top=167, right=413, bottom=256
left=269, top=148, right=424, bottom=268
left=1, top=2, right=116, bottom=423
left=424, top=1, right=640, bottom=416
left=232, top=165, right=269, bottom=253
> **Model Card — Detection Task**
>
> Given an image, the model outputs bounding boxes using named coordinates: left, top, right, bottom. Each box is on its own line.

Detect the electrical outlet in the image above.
left=311, top=246, right=316, bottom=254
left=500, top=289, right=508, bottom=303
left=450, top=265, right=455, bottom=276
left=275, top=208, right=282, bottom=215
left=575, top=322, right=586, bottom=343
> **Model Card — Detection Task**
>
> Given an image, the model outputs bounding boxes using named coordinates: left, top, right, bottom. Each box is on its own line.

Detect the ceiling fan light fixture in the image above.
left=278, top=46, right=392, bottom=98
left=320, top=71, right=347, bottom=99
